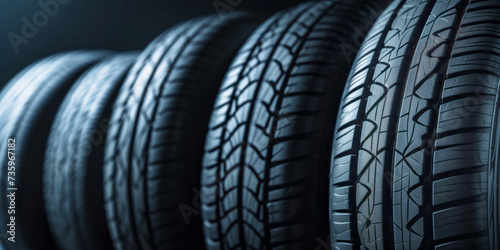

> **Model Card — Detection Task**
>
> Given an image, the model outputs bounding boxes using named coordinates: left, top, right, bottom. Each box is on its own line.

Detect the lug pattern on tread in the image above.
left=433, top=1, right=500, bottom=249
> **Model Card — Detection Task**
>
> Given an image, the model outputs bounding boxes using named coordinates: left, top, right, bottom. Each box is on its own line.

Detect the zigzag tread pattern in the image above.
left=392, top=0, right=468, bottom=249
left=330, top=0, right=435, bottom=249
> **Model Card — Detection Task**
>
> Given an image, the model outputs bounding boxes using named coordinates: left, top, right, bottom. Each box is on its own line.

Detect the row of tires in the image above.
left=1, top=0, right=499, bottom=249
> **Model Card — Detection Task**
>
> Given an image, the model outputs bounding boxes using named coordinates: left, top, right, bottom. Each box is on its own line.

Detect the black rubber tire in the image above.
left=329, top=0, right=500, bottom=249
left=102, top=13, right=262, bottom=250
left=200, top=1, right=384, bottom=249
left=43, top=52, right=137, bottom=250
left=0, top=50, right=110, bottom=250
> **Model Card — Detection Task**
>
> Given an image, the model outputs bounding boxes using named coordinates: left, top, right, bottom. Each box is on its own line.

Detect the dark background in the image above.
left=0, top=0, right=307, bottom=90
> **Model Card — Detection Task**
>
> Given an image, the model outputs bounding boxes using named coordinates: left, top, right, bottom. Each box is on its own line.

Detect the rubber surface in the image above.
left=200, top=1, right=384, bottom=249
left=329, top=0, right=500, bottom=249
left=43, top=53, right=137, bottom=250
left=103, top=13, right=262, bottom=250
left=0, top=50, right=110, bottom=250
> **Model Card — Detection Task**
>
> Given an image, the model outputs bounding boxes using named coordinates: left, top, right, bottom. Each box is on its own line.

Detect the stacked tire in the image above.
left=330, top=0, right=500, bottom=249
left=200, top=1, right=383, bottom=249
left=0, top=0, right=498, bottom=249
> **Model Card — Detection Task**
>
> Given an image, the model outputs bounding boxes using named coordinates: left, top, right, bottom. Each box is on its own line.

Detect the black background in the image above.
left=0, top=0, right=307, bottom=90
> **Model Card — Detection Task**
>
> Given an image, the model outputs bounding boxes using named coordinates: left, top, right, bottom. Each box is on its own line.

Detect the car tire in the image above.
left=329, top=0, right=500, bottom=249
left=0, top=50, right=111, bottom=250
left=102, top=13, right=262, bottom=250
left=200, top=1, right=384, bottom=249
left=43, top=52, right=138, bottom=250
